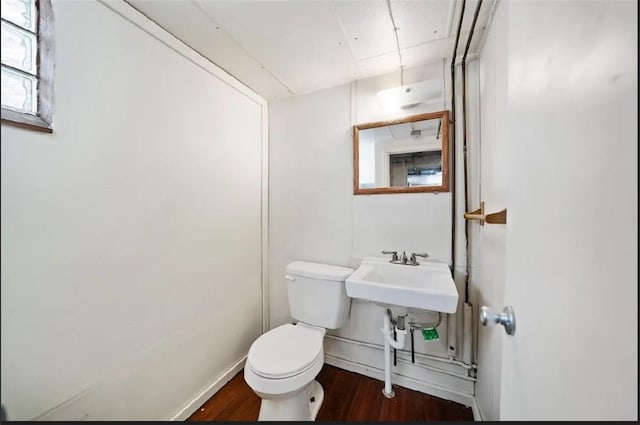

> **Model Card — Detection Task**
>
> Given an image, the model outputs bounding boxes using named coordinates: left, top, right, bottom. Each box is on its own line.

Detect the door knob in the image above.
left=480, top=305, right=516, bottom=335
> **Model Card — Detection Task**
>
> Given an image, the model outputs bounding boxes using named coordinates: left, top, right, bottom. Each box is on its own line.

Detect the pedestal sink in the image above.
left=345, top=256, right=459, bottom=398
left=345, top=257, right=458, bottom=313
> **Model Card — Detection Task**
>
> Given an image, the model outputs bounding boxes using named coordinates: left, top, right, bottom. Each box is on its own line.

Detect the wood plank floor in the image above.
left=188, top=365, right=473, bottom=421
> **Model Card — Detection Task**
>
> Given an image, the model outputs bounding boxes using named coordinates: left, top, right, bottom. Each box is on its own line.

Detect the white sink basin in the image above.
left=345, top=257, right=459, bottom=313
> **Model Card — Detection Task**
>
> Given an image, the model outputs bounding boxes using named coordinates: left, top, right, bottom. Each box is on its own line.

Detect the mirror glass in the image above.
left=353, top=111, right=449, bottom=195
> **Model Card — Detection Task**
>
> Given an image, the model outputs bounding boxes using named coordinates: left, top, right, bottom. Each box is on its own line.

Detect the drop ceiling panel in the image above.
left=127, top=0, right=290, bottom=99
left=360, top=126, right=393, bottom=142
left=400, top=37, right=454, bottom=68
left=358, top=36, right=453, bottom=78
left=388, top=119, right=440, bottom=140
left=390, top=0, right=452, bottom=48
left=197, top=0, right=360, bottom=94
left=415, top=118, right=441, bottom=133
left=389, top=122, right=411, bottom=139
left=331, top=0, right=395, bottom=61
left=356, top=49, right=400, bottom=80
left=125, top=0, right=496, bottom=100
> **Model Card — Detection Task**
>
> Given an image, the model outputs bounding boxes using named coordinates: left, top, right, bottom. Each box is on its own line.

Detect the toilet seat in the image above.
left=247, top=323, right=323, bottom=379
left=244, top=260, right=350, bottom=420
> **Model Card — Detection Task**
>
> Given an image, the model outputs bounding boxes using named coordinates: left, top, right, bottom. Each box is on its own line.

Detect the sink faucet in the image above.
left=409, top=252, right=430, bottom=266
left=381, top=250, right=399, bottom=263
left=383, top=250, right=429, bottom=265
left=400, top=251, right=409, bottom=264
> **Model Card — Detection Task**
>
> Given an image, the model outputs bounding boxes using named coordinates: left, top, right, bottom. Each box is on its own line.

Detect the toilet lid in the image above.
left=247, top=324, right=323, bottom=379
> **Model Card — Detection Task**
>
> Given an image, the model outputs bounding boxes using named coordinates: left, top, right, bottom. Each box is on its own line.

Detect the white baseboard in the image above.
left=325, top=354, right=475, bottom=408
left=169, top=355, right=247, bottom=421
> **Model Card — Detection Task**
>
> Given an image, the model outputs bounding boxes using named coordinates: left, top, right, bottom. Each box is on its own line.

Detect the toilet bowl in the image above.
left=244, top=323, right=326, bottom=420
left=244, top=261, right=353, bottom=421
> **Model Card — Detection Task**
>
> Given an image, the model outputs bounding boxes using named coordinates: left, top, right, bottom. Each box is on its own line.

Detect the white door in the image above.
left=473, top=0, right=509, bottom=420
left=488, top=0, right=637, bottom=420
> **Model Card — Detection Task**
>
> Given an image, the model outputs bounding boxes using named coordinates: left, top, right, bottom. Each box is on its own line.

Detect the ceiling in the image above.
left=361, top=118, right=442, bottom=143
left=126, top=0, right=493, bottom=100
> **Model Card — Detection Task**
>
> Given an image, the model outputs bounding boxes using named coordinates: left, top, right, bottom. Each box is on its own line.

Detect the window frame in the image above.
left=1, top=0, right=54, bottom=133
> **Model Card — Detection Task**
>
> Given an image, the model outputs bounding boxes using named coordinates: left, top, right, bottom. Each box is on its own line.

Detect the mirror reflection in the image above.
left=353, top=111, right=449, bottom=195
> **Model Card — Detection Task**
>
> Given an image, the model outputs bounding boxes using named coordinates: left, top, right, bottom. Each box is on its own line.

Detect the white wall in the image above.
left=269, top=83, right=353, bottom=327
left=269, top=62, right=475, bottom=404
left=0, top=0, right=266, bottom=420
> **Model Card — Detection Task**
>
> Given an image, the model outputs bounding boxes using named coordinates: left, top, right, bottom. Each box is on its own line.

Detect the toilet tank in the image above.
left=286, top=261, right=354, bottom=329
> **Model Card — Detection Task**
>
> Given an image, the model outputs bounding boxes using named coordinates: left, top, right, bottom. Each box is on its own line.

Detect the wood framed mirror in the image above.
left=353, top=110, right=450, bottom=195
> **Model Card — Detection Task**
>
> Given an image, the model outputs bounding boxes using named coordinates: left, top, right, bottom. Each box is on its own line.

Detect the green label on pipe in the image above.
left=422, top=327, right=439, bottom=341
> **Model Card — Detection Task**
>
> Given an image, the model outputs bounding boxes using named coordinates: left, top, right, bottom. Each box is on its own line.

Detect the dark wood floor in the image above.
left=188, top=365, right=473, bottom=421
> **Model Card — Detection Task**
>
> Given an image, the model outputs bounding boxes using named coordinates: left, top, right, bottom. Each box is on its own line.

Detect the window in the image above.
left=1, top=0, right=53, bottom=132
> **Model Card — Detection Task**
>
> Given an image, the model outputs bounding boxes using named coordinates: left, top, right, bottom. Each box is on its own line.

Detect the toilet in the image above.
left=244, top=261, right=354, bottom=421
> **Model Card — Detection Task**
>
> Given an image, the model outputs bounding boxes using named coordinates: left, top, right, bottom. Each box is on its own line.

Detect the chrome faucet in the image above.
left=381, top=250, right=400, bottom=263
left=400, top=251, right=409, bottom=264
left=383, top=250, right=429, bottom=265
left=409, top=252, right=430, bottom=266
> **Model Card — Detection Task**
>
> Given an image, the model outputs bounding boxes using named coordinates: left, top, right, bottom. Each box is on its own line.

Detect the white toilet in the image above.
left=244, top=261, right=353, bottom=421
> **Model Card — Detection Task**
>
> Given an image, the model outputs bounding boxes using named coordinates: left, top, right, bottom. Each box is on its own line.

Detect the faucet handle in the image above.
left=409, top=252, right=429, bottom=265
left=382, top=250, right=399, bottom=262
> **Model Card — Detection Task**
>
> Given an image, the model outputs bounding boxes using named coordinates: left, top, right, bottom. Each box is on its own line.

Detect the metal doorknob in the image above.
left=480, top=305, right=516, bottom=335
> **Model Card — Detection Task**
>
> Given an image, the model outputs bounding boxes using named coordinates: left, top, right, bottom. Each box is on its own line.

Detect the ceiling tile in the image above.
left=127, top=0, right=291, bottom=99
left=401, top=37, right=454, bottom=68
left=126, top=0, right=496, bottom=99
left=357, top=49, right=401, bottom=81
left=360, top=126, right=393, bottom=142
left=390, top=0, right=452, bottom=48
left=331, top=0, right=396, bottom=61
left=358, top=36, right=453, bottom=78
left=196, top=0, right=360, bottom=94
